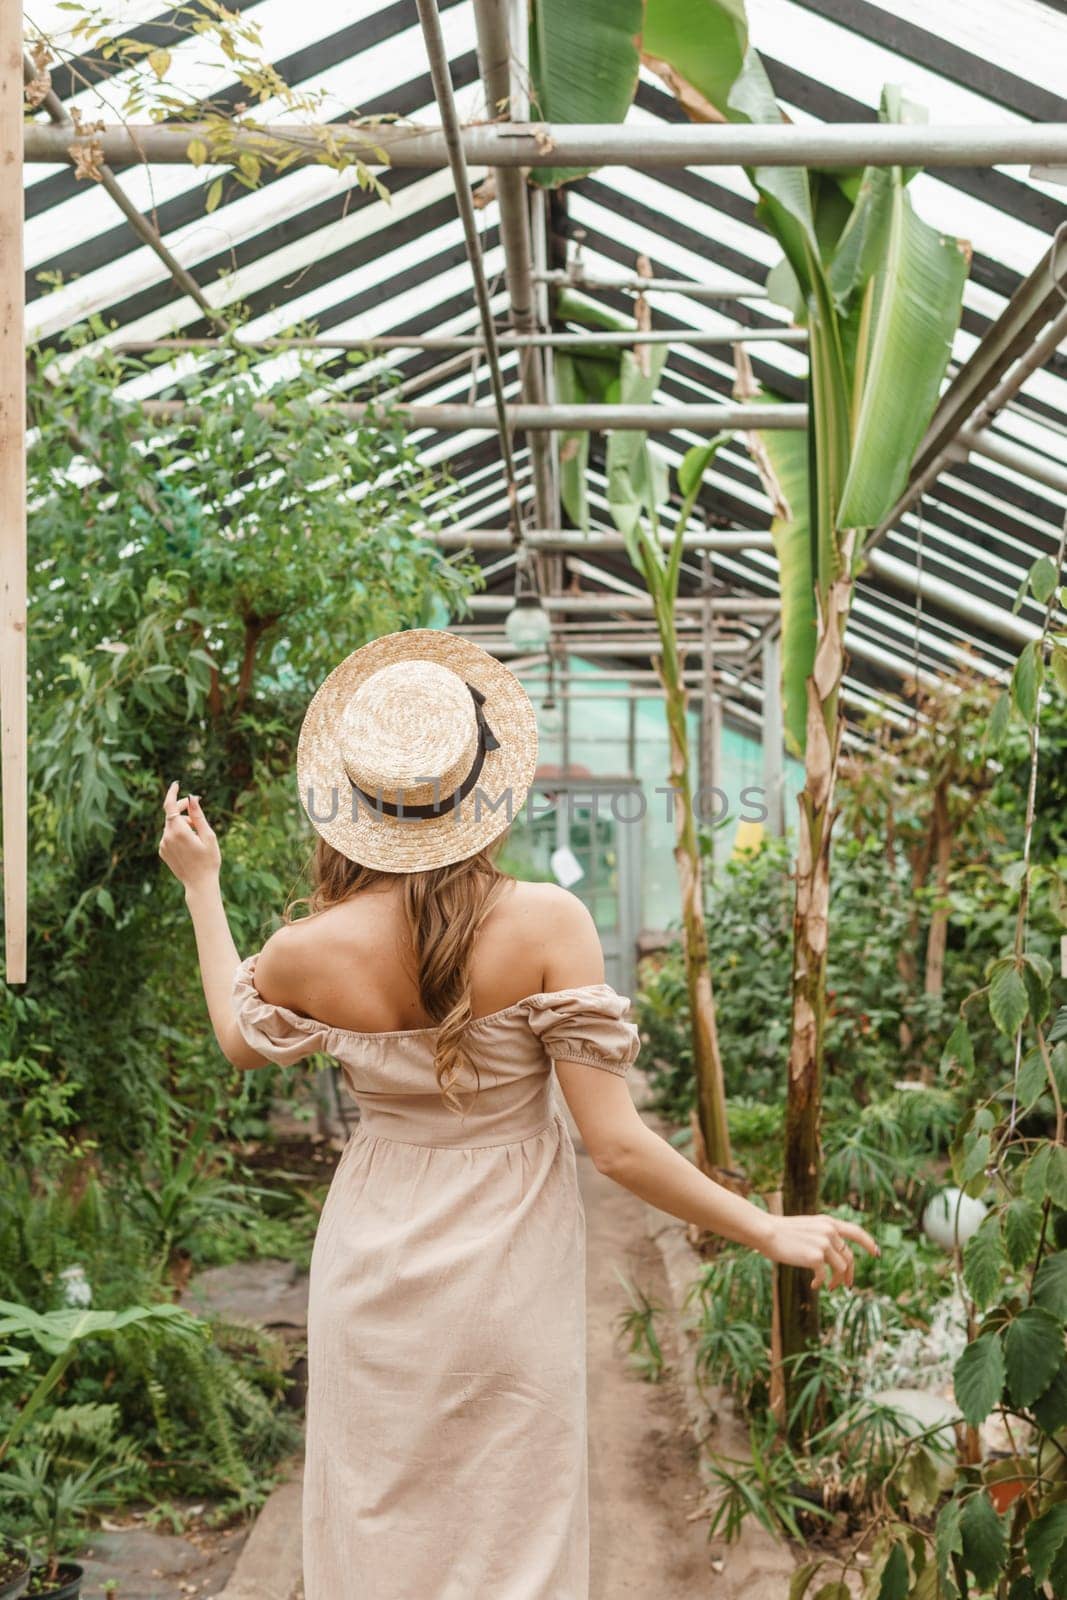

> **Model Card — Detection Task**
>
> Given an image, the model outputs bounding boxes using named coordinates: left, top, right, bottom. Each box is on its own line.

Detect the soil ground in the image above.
left=577, top=1124, right=721, bottom=1598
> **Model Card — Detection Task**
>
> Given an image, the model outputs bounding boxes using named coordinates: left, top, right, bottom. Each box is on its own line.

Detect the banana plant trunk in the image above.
left=779, top=559, right=853, bottom=1378
left=657, top=645, right=733, bottom=1176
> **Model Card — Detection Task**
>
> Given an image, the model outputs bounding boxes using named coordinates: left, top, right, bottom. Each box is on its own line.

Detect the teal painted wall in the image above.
left=518, top=655, right=804, bottom=931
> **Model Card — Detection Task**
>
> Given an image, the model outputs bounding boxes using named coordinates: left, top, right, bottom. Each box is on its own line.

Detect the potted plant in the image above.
left=0, top=1535, right=31, bottom=1600
left=984, top=1451, right=1033, bottom=1515
left=0, top=1301, right=204, bottom=1600
left=0, top=1446, right=142, bottom=1599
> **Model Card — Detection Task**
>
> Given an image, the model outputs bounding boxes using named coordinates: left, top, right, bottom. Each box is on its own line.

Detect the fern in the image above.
left=171, top=1337, right=250, bottom=1491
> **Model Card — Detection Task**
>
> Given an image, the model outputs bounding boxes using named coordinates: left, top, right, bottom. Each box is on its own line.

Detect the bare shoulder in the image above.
left=251, top=912, right=336, bottom=1006
left=489, top=880, right=604, bottom=989
left=508, top=879, right=595, bottom=928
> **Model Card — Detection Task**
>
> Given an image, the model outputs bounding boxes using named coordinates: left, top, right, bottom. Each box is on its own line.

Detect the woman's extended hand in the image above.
left=158, top=781, right=222, bottom=894
left=761, top=1214, right=880, bottom=1291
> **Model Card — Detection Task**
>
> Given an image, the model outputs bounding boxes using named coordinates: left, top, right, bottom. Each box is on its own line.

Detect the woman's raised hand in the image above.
left=158, top=781, right=222, bottom=893
left=761, top=1213, right=880, bottom=1291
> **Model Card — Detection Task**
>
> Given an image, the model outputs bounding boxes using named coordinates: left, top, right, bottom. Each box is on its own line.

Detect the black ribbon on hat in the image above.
left=349, top=682, right=501, bottom=820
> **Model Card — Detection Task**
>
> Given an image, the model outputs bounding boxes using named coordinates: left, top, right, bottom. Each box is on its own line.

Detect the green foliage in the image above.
left=0, top=1296, right=206, bottom=1465
left=636, top=587, right=1067, bottom=1576
left=613, top=1272, right=666, bottom=1383
left=123, top=1105, right=274, bottom=1280
left=0, top=1404, right=143, bottom=1576
left=637, top=834, right=948, bottom=1129
left=4, top=330, right=472, bottom=1164
left=798, top=533, right=1067, bottom=1593
left=1, top=327, right=473, bottom=1543
left=704, top=1419, right=834, bottom=1545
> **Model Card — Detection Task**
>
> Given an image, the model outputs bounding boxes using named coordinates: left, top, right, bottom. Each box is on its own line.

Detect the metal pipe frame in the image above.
left=135, top=400, right=1066, bottom=497
left=25, top=120, right=1067, bottom=169
left=432, top=527, right=777, bottom=552
left=465, top=593, right=780, bottom=615
left=413, top=0, right=523, bottom=538
left=459, top=618, right=716, bottom=634
left=470, top=0, right=555, bottom=529
left=520, top=688, right=700, bottom=701
left=135, top=399, right=807, bottom=431
left=515, top=666, right=708, bottom=685
left=533, top=271, right=768, bottom=299
left=459, top=620, right=749, bottom=639
left=957, top=425, right=1067, bottom=497
left=910, top=237, right=1067, bottom=484
left=109, top=326, right=808, bottom=354
left=530, top=188, right=562, bottom=546
left=451, top=637, right=752, bottom=656
left=863, top=547, right=1039, bottom=648
left=137, top=400, right=1067, bottom=499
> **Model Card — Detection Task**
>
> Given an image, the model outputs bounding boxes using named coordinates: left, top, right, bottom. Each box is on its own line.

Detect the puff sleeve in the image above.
left=232, top=952, right=336, bottom=1065
left=526, top=985, right=641, bottom=1076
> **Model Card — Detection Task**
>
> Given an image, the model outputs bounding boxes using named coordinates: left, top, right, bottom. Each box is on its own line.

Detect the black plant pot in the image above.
left=24, top=1562, right=83, bottom=1600
left=0, top=1541, right=31, bottom=1600
left=787, top=1478, right=834, bottom=1527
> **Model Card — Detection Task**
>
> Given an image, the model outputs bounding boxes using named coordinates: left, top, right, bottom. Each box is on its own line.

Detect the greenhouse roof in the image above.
left=23, top=0, right=1067, bottom=739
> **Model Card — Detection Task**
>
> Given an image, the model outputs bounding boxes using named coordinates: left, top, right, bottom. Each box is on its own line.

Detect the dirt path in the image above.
left=575, top=1119, right=719, bottom=1599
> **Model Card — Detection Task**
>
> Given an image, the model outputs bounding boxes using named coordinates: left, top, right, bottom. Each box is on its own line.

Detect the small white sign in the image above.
left=551, top=846, right=584, bottom=888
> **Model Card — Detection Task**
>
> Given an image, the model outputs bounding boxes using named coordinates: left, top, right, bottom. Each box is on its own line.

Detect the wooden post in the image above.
left=0, top=3, right=26, bottom=984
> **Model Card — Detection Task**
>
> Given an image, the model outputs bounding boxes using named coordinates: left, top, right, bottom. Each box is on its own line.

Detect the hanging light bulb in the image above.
left=505, top=592, right=552, bottom=651
left=540, top=692, right=563, bottom=737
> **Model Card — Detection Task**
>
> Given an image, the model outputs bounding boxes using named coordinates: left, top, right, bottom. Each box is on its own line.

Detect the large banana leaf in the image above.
left=555, top=349, right=618, bottom=533
left=528, top=0, right=643, bottom=187
left=641, top=0, right=748, bottom=114
left=606, top=346, right=670, bottom=539
left=837, top=184, right=968, bottom=530
left=554, top=289, right=638, bottom=530
left=554, top=290, right=672, bottom=535
left=754, top=408, right=815, bottom=759
left=643, top=0, right=817, bottom=286
left=556, top=289, right=631, bottom=331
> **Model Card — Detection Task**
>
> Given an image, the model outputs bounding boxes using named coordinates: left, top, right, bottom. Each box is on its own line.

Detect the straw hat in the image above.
left=296, top=629, right=539, bottom=872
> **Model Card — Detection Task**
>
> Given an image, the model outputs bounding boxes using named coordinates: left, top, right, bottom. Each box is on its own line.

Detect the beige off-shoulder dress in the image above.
left=232, top=955, right=642, bottom=1600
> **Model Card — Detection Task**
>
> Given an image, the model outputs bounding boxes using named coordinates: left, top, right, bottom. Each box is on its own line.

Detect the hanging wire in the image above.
left=910, top=494, right=926, bottom=727
left=1007, top=503, right=1067, bottom=1137
left=414, top=0, right=524, bottom=544
left=1004, top=224, right=1067, bottom=1134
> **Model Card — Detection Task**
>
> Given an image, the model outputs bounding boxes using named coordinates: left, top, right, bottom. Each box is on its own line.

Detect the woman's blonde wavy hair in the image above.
left=285, top=837, right=509, bottom=1113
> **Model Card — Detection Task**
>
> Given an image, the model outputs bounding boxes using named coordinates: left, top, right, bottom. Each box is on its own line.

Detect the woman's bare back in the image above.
left=252, top=877, right=603, bottom=1035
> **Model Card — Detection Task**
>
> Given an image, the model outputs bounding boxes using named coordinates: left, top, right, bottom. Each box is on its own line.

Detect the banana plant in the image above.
left=619, top=437, right=734, bottom=1176
left=552, top=289, right=663, bottom=534
left=553, top=303, right=734, bottom=1169
left=530, top=0, right=969, bottom=1403
left=528, top=0, right=643, bottom=187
